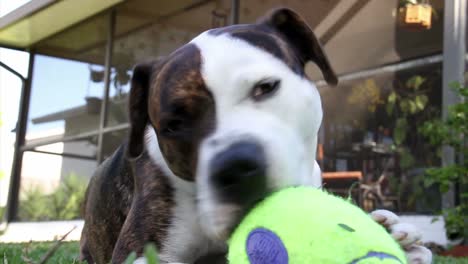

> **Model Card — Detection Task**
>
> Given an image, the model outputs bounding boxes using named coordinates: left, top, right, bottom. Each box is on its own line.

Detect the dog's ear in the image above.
left=127, top=58, right=165, bottom=158
left=257, top=8, right=338, bottom=86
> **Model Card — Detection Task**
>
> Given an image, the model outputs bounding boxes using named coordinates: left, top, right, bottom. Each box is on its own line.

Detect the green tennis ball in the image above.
left=228, top=187, right=407, bottom=264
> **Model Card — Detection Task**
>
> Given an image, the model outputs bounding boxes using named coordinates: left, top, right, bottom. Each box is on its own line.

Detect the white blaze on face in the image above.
left=191, top=31, right=323, bottom=236
left=192, top=31, right=323, bottom=189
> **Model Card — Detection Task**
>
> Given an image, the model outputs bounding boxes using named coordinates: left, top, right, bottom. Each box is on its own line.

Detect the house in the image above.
left=0, top=0, right=463, bottom=245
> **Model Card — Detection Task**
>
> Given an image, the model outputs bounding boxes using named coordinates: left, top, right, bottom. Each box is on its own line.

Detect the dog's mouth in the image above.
left=199, top=193, right=269, bottom=242
left=349, top=251, right=404, bottom=263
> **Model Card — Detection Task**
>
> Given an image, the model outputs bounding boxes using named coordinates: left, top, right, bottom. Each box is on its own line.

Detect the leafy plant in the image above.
left=49, top=173, right=87, bottom=220
left=347, top=79, right=384, bottom=114
left=347, top=75, right=438, bottom=170
left=386, top=75, right=438, bottom=169
left=419, top=82, right=467, bottom=240
left=346, top=74, right=440, bottom=211
left=18, top=173, right=87, bottom=221
left=18, top=185, right=50, bottom=221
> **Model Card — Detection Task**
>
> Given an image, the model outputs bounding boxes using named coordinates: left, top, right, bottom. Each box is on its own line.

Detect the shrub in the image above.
left=18, top=173, right=87, bottom=221
left=419, top=82, right=467, bottom=240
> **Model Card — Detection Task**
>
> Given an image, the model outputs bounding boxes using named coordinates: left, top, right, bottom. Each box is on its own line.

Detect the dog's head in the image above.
left=127, top=8, right=337, bottom=240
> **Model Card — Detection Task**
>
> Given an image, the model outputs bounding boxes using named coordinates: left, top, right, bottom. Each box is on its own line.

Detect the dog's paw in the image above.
left=370, top=210, right=432, bottom=264
left=405, top=245, right=433, bottom=264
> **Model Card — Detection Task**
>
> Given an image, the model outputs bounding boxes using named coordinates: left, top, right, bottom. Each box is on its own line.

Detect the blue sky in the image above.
left=31, top=56, right=104, bottom=118
left=28, top=55, right=105, bottom=133
left=29, top=54, right=132, bottom=133
left=1, top=52, right=108, bottom=134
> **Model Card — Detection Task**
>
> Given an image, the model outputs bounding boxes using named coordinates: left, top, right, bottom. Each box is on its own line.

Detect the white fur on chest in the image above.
left=144, top=128, right=225, bottom=263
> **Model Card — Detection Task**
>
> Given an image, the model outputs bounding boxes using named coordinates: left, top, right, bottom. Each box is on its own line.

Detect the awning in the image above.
left=0, top=0, right=446, bottom=77
left=0, top=0, right=124, bottom=49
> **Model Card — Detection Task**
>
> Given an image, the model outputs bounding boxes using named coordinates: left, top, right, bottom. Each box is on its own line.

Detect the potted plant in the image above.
left=85, top=96, right=102, bottom=115
left=398, top=0, right=433, bottom=30
left=89, top=65, right=105, bottom=83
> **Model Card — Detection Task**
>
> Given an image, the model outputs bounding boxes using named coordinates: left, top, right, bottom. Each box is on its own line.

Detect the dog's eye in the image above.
left=162, top=119, right=184, bottom=135
left=251, top=79, right=280, bottom=101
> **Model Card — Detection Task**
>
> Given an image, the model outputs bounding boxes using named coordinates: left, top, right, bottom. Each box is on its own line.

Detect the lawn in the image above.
left=0, top=242, right=466, bottom=263
left=0, top=242, right=84, bottom=263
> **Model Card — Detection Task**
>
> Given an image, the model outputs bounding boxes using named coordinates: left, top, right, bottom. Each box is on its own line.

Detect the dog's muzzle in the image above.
left=209, top=140, right=268, bottom=205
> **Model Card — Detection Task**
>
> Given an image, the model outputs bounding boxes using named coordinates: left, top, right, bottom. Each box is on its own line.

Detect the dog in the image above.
left=80, top=8, right=432, bottom=264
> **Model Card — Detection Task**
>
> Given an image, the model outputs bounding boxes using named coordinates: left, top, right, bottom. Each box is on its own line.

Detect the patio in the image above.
left=0, top=0, right=465, bottom=253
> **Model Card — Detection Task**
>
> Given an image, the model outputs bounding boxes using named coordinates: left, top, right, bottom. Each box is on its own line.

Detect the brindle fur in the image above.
left=80, top=8, right=337, bottom=264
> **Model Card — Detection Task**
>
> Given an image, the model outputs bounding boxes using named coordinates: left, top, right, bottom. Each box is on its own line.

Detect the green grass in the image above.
left=0, top=242, right=466, bottom=263
left=0, top=242, right=84, bottom=264
left=434, top=256, right=468, bottom=264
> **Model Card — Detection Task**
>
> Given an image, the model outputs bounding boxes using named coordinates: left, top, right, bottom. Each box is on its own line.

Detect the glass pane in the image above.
left=319, top=62, right=442, bottom=213
left=18, top=139, right=96, bottom=221
left=27, top=12, right=110, bottom=141
left=239, top=0, right=444, bottom=78
left=105, top=0, right=231, bottom=127
left=27, top=55, right=105, bottom=139
left=17, top=12, right=110, bottom=221
left=0, top=48, right=29, bottom=219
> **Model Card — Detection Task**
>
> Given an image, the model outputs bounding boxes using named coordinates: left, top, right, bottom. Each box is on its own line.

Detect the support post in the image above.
left=4, top=52, right=34, bottom=222
left=230, top=0, right=239, bottom=25
left=97, top=10, right=116, bottom=164
left=442, top=0, right=466, bottom=210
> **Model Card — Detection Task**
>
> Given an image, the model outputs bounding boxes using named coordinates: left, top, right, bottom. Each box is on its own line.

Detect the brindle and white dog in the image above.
left=80, top=8, right=432, bottom=264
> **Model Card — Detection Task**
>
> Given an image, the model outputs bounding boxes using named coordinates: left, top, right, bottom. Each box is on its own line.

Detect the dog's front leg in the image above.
left=371, top=210, right=433, bottom=264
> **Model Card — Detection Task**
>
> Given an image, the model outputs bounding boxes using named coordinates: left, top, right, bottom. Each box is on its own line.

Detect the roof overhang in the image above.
left=0, top=0, right=125, bottom=49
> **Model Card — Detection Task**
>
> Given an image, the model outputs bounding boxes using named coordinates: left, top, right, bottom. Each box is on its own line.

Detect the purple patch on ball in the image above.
left=246, top=228, right=288, bottom=264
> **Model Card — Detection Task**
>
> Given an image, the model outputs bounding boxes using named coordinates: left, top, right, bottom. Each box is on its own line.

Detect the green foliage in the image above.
left=386, top=75, right=437, bottom=169
left=419, top=82, right=468, bottom=239
left=394, top=118, right=408, bottom=145
left=18, top=186, right=49, bottom=221
left=0, top=241, right=466, bottom=264
left=0, top=207, right=4, bottom=220
left=18, top=173, right=87, bottom=221
left=0, top=242, right=85, bottom=263
left=434, top=256, right=468, bottom=264
left=124, top=243, right=160, bottom=264
left=123, top=252, right=137, bottom=264
left=50, top=174, right=87, bottom=220
left=399, top=147, right=416, bottom=170
left=144, top=244, right=159, bottom=264
left=0, top=242, right=467, bottom=263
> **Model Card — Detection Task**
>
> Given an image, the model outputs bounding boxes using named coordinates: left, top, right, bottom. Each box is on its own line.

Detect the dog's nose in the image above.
left=209, top=141, right=267, bottom=203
